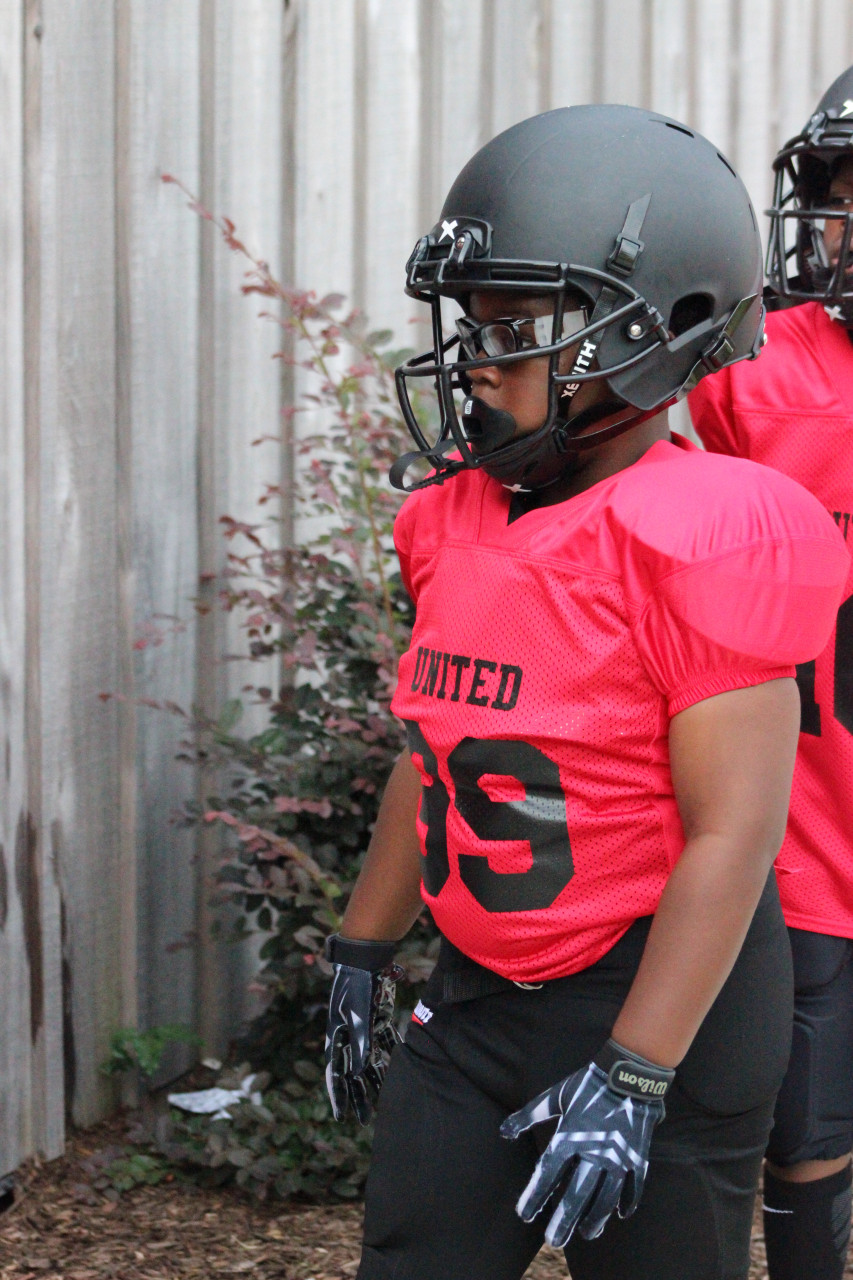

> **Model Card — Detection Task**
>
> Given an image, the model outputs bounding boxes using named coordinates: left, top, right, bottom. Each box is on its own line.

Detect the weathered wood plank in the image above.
left=692, top=0, right=735, bottom=155
left=775, top=0, right=816, bottom=147
left=37, top=0, right=122, bottom=1129
left=600, top=0, right=649, bottom=107
left=432, top=0, right=486, bottom=198
left=197, top=0, right=288, bottom=1049
left=649, top=0, right=691, bottom=123
left=731, top=0, right=777, bottom=218
left=0, top=0, right=33, bottom=1178
left=814, top=0, right=853, bottom=105
left=360, top=0, right=421, bottom=339
left=488, top=0, right=542, bottom=137
left=22, top=0, right=65, bottom=1163
left=547, top=0, right=597, bottom=107
left=118, top=0, right=202, bottom=1058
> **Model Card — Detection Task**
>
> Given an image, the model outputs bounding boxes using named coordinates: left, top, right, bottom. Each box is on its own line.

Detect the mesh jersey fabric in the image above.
left=390, top=434, right=849, bottom=982
left=689, top=301, right=853, bottom=939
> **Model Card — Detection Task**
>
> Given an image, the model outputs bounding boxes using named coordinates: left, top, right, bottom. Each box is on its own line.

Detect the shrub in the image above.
left=157, top=181, right=437, bottom=1199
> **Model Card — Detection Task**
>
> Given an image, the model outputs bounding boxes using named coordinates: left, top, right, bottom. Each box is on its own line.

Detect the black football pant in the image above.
left=357, top=877, right=793, bottom=1280
left=763, top=928, right=853, bottom=1280
left=766, top=927, right=853, bottom=1167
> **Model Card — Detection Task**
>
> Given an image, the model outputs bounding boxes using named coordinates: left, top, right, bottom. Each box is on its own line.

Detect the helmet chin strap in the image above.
left=461, top=395, right=671, bottom=492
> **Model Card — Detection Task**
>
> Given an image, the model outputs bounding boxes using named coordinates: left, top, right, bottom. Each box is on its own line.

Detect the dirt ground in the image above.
left=0, top=1117, right=849, bottom=1279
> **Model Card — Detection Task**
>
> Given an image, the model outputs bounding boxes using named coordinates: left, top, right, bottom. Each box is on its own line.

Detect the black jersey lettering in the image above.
left=405, top=720, right=451, bottom=896
left=832, top=510, right=851, bottom=541
left=404, top=723, right=573, bottom=913
left=795, top=591, right=853, bottom=738
left=834, top=594, right=853, bottom=735
left=448, top=655, right=471, bottom=702
left=449, top=738, right=574, bottom=912
left=466, top=659, right=497, bottom=706
left=417, top=651, right=524, bottom=711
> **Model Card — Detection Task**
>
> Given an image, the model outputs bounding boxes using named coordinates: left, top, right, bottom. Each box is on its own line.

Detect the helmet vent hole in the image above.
left=664, top=121, right=694, bottom=137
left=717, top=152, right=737, bottom=178
left=669, top=293, right=713, bottom=337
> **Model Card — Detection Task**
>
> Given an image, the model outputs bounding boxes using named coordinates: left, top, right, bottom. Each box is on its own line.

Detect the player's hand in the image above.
left=323, top=934, right=403, bottom=1126
left=500, top=1039, right=674, bottom=1246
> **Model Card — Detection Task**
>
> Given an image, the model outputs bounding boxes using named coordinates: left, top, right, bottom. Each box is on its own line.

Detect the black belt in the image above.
left=428, top=938, right=545, bottom=1004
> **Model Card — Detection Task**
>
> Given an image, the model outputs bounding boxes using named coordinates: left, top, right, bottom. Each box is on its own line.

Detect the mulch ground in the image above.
left=0, top=1116, right=850, bottom=1279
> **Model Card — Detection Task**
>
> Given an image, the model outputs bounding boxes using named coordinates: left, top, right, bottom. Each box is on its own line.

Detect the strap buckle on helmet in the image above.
left=680, top=292, right=762, bottom=395
left=700, top=330, right=734, bottom=372
left=607, top=193, right=652, bottom=278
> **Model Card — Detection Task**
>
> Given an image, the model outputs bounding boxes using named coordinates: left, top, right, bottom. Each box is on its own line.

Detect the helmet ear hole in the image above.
left=669, top=293, right=713, bottom=337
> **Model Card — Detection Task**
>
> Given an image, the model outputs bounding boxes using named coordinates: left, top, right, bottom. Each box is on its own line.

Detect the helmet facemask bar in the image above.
left=392, top=264, right=669, bottom=493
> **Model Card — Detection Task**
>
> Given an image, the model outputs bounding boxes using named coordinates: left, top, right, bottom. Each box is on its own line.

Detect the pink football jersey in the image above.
left=390, top=435, right=849, bottom=981
left=690, top=301, right=853, bottom=940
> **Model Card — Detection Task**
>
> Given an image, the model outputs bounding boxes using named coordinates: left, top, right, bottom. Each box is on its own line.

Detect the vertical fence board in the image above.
left=295, top=0, right=357, bottom=299
left=200, top=0, right=287, bottom=1046
left=732, top=0, right=777, bottom=218
left=693, top=0, right=736, bottom=155
left=0, top=0, right=32, bottom=1177
left=362, top=0, right=421, bottom=340
left=291, top=0, right=359, bottom=551
left=120, top=0, right=202, bottom=1051
left=776, top=0, right=816, bottom=146
left=649, top=0, right=691, bottom=122
left=37, top=0, right=122, bottom=1128
left=433, top=0, right=486, bottom=197
left=600, top=0, right=649, bottom=107
left=547, top=1, right=597, bottom=107
left=815, top=0, right=852, bottom=104
left=488, top=0, right=542, bottom=137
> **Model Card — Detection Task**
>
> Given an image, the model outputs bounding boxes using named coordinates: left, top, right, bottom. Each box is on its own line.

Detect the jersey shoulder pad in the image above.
left=612, top=444, right=849, bottom=667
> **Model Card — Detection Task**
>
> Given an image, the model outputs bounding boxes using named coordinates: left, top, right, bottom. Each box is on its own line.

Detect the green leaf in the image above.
left=217, top=698, right=244, bottom=733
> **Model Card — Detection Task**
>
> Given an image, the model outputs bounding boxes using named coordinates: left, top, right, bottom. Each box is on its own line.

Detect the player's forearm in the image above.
left=339, top=749, right=425, bottom=942
left=610, top=832, right=777, bottom=1067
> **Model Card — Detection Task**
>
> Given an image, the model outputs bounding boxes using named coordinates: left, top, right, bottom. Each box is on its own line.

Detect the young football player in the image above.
left=689, top=65, right=853, bottom=1280
left=324, top=105, right=850, bottom=1280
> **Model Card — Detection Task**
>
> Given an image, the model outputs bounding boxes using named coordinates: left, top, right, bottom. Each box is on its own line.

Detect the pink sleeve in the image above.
left=633, top=533, right=848, bottom=715
left=687, top=366, right=739, bottom=456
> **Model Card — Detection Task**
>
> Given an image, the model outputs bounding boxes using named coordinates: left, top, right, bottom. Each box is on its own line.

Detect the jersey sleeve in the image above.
left=687, top=365, right=739, bottom=456
left=625, top=466, right=850, bottom=717
left=393, top=494, right=418, bottom=603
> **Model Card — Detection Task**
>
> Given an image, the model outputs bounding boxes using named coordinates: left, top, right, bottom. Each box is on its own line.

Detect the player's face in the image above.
left=821, top=157, right=853, bottom=269
left=464, top=291, right=604, bottom=436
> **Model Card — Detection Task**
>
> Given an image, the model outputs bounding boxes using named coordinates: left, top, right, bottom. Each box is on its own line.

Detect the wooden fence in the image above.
left=2, top=0, right=853, bottom=1176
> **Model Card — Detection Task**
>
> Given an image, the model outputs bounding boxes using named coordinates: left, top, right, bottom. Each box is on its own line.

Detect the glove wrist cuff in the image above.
left=594, top=1038, right=675, bottom=1102
left=324, top=933, right=398, bottom=971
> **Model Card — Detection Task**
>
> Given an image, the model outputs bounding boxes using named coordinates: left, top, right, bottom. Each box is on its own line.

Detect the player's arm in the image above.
left=323, top=748, right=424, bottom=1124
left=338, top=747, right=425, bottom=941
left=503, top=675, right=800, bottom=1245
left=610, top=675, right=800, bottom=1066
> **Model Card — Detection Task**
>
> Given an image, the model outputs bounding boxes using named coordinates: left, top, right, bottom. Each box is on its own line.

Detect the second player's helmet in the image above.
left=392, top=104, right=764, bottom=492
left=767, top=64, right=853, bottom=321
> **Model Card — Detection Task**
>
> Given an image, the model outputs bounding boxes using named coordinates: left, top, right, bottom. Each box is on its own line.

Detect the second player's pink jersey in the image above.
left=690, top=301, right=853, bottom=939
left=390, top=435, right=848, bottom=981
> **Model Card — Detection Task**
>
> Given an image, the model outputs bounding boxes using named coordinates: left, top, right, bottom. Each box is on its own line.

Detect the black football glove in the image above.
left=323, top=934, right=404, bottom=1126
left=500, top=1038, right=674, bottom=1247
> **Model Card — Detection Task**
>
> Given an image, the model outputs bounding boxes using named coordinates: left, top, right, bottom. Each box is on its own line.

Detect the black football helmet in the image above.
left=391, top=104, right=764, bottom=493
left=767, top=65, right=853, bottom=323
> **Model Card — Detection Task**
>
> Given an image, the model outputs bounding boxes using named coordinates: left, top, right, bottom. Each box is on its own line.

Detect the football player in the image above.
left=324, top=105, right=850, bottom=1280
left=690, top=65, right=853, bottom=1280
